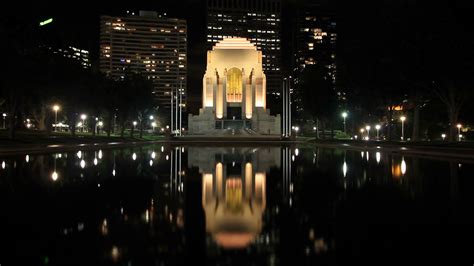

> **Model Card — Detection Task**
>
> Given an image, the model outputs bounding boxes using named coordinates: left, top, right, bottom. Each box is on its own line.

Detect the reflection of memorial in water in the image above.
left=188, top=147, right=279, bottom=249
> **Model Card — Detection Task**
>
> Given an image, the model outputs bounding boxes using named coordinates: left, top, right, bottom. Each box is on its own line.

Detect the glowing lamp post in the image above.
left=457, top=124, right=462, bottom=141
left=2, top=113, right=6, bottom=129
left=151, top=122, right=157, bottom=132
left=80, top=114, right=87, bottom=133
left=341, top=112, right=348, bottom=133
left=400, top=116, right=406, bottom=141
left=375, top=124, right=381, bottom=140
left=97, top=121, right=103, bottom=134
left=365, top=125, right=371, bottom=140
left=133, top=121, right=137, bottom=129
left=441, top=133, right=446, bottom=141
left=53, top=105, right=60, bottom=131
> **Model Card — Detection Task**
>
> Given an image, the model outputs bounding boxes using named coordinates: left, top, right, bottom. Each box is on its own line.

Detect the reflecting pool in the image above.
left=0, top=145, right=473, bottom=265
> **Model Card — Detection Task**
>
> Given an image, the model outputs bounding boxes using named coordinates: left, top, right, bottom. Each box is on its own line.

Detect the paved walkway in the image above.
left=1, top=135, right=473, bottom=162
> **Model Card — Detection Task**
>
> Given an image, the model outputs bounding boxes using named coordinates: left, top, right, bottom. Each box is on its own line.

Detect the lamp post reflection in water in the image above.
left=170, top=146, right=183, bottom=196
left=282, top=147, right=292, bottom=206
left=343, top=161, right=348, bottom=178
left=51, top=154, right=58, bottom=181
left=401, top=157, right=407, bottom=175
left=392, top=157, right=407, bottom=179
left=400, top=116, right=406, bottom=140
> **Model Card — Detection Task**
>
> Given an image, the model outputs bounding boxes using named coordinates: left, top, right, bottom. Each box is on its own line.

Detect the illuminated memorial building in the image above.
left=188, top=146, right=279, bottom=249
left=188, top=38, right=280, bottom=135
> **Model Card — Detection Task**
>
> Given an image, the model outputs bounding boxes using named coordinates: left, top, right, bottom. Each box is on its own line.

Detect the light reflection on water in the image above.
left=0, top=145, right=473, bottom=265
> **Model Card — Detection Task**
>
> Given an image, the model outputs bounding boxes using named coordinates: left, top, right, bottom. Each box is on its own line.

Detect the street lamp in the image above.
left=441, top=133, right=446, bottom=141
left=365, top=125, right=371, bottom=140
left=53, top=105, right=60, bottom=131
left=457, top=123, right=462, bottom=141
left=133, top=121, right=137, bottom=129
left=149, top=115, right=154, bottom=120
left=151, top=122, right=157, bottom=132
left=375, top=124, right=381, bottom=140
left=400, top=116, right=406, bottom=140
left=80, top=114, right=87, bottom=133
left=341, top=112, right=348, bottom=133
left=97, top=121, right=104, bottom=134
left=2, top=113, right=6, bottom=129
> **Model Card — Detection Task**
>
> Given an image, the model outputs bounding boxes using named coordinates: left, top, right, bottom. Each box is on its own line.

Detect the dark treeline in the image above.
left=0, top=17, right=161, bottom=139
left=296, top=2, right=473, bottom=141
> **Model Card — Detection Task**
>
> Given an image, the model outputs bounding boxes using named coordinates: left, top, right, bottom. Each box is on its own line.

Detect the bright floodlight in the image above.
left=81, top=114, right=87, bottom=120
left=342, top=112, right=348, bottom=118
left=375, top=124, right=381, bottom=130
left=53, top=105, right=60, bottom=111
left=400, top=116, right=406, bottom=122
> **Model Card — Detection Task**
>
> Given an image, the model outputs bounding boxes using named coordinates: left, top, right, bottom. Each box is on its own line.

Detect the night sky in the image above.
left=6, top=0, right=474, bottom=112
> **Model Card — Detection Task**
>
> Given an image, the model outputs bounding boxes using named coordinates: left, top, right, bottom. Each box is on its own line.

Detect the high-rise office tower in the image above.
left=295, top=5, right=338, bottom=96
left=295, top=5, right=336, bottom=82
left=49, top=46, right=91, bottom=68
left=206, top=0, right=282, bottom=100
left=100, top=11, right=187, bottom=109
left=291, top=4, right=339, bottom=115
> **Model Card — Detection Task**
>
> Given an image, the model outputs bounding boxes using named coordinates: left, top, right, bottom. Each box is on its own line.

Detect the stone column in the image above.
left=223, top=68, right=228, bottom=119
left=241, top=68, right=247, bottom=119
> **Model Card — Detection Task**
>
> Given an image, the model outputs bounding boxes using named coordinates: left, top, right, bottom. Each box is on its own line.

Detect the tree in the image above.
left=432, top=81, right=469, bottom=142
left=126, top=73, right=154, bottom=138
left=298, top=64, right=338, bottom=139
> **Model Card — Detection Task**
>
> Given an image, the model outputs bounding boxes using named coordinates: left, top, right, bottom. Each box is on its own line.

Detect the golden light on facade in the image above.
left=190, top=37, right=279, bottom=134
left=226, top=68, right=243, bottom=102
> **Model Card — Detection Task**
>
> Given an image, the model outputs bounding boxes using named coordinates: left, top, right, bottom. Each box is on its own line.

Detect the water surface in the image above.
left=0, top=145, right=473, bottom=265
